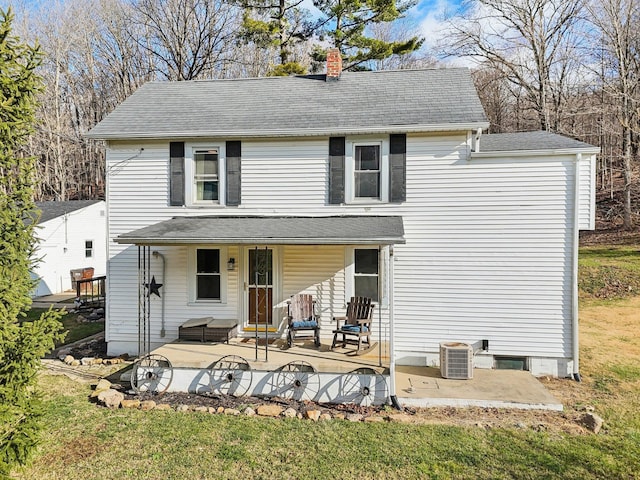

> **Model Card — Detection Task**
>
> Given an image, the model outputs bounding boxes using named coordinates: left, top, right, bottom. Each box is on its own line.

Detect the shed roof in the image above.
left=87, top=69, right=488, bottom=140
left=115, top=215, right=405, bottom=245
left=35, top=200, right=103, bottom=224
left=481, top=132, right=598, bottom=152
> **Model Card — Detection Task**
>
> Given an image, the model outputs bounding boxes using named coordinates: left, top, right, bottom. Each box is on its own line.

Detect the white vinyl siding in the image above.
left=104, top=135, right=593, bottom=368
left=31, top=201, right=106, bottom=297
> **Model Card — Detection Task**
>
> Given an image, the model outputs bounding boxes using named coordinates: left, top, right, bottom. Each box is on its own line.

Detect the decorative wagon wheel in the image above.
left=209, top=355, right=253, bottom=397
left=276, top=360, right=319, bottom=401
left=341, top=367, right=388, bottom=407
left=130, top=354, right=173, bottom=395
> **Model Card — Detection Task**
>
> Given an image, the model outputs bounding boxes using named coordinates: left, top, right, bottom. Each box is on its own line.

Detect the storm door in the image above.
left=246, top=247, right=274, bottom=326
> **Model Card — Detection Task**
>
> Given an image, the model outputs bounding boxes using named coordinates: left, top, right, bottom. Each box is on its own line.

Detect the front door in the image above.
left=246, top=247, right=274, bottom=326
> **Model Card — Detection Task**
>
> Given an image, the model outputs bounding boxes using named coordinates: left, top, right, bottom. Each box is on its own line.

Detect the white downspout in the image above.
left=572, top=154, right=581, bottom=381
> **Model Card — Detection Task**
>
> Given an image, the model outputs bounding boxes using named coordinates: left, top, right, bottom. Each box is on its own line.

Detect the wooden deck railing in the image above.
left=75, top=275, right=106, bottom=310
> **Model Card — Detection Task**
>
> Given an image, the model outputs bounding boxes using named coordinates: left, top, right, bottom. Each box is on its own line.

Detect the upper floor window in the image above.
left=85, top=240, right=93, bottom=258
left=354, top=145, right=381, bottom=199
left=194, top=149, right=219, bottom=202
left=345, top=139, right=389, bottom=203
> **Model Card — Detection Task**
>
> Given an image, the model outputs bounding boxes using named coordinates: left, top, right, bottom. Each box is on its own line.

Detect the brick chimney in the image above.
left=326, top=48, right=342, bottom=81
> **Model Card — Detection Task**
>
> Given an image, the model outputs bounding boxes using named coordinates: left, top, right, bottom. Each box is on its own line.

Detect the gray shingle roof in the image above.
left=35, top=200, right=103, bottom=224
left=481, top=131, right=598, bottom=152
left=115, top=215, right=405, bottom=245
left=87, top=69, right=488, bottom=140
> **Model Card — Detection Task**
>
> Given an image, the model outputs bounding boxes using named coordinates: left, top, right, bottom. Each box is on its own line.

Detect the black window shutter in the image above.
left=389, top=134, right=406, bottom=203
left=169, top=141, right=185, bottom=206
left=328, top=137, right=345, bottom=204
left=226, top=140, right=241, bottom=206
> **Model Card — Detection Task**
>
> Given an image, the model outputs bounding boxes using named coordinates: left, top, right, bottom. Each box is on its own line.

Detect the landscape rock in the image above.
left=194, top=406, right=208, bottom=413
left=155, top=403, right=172, bottom=411
left=216, top=406, right=225, bottom=414
left=140, top=400, right=156, bottom=411
left=121, top=399, right=141, bottom=409
left=580, top=413, right=604, bottom=434
left=346, top=413, right=363, bottom=422
left=70, top=360, right=81, bottom=366
left=333, top=413, right=346, bottom=420
left=81, top=357, right=94, bottom=366
left=97, top=389, right=124, bottom=409
left=244, top=407, right=256, bottom=416
left=257, top=404, right=284, bottom=417
left=94, top=379, right=112, bottom=392
left=63, top=355, right=75, bottom=365
left=92, top=358, right=103, bottom=365
left=305, top=410, right=321, bottom=422
left=224, top=408, right=240, bottom=416
left=282, top=408, right=297, bottom=418
left=176, top=404, right=190, bottom=412
left=319, top=413, right=332, bottom=422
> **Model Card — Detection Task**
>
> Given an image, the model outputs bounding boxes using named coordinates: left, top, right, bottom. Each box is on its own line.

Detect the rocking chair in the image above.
left=286, top=294, right=321, bottom=347
left=331, top=296, right=375, bottom=353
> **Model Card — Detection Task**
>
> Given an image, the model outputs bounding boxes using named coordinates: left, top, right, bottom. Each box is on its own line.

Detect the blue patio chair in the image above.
left=286, top=294, right=320, bottom=348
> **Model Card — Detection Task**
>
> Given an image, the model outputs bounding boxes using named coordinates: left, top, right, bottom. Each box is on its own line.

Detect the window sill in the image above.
left=187, top=300, right=224, bottom=306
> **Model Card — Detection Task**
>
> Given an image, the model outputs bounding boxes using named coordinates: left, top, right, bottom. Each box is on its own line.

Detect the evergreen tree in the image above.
left=313, top=0, right=423, bottom=70
left=238, top=0, right=313, bottom=75
left=0, top=8, right=65, bottom=475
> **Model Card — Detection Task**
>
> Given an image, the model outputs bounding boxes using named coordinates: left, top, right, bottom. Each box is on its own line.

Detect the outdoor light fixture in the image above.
left=227, top=258, right=236, bottom=271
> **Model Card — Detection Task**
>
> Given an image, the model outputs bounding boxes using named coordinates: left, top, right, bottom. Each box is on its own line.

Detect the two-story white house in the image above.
left=87, top=52, right=598, bottom=384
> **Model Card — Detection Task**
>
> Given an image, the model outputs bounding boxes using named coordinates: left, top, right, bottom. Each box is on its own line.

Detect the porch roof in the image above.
left=115, top=215, right=405, bottom=245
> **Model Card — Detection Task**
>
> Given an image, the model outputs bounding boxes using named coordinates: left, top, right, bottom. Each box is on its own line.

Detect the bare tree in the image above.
left=586, top=0, right=640, bottom=229
left=128, top=0, right=240, bottom=81
left=442, top=0, right=587, bottom=131
left=369, top=18, right=439, bottom=70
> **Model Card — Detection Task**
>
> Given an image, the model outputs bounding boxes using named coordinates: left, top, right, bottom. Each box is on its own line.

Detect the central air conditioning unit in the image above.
left=440, top=342, right=474, bottom=379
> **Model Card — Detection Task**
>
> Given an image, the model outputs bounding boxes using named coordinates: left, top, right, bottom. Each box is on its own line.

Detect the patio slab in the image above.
left=151, top=338, right=390, bottom=374
left=150, top=340, right=562, bottom=410
left=395, top=366, right=563, bottom=411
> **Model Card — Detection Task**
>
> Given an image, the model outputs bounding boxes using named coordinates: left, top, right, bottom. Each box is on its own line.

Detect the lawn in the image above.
left=23, top=307, right=104, bottom=347
left=11, top=246, right=640, bottom=479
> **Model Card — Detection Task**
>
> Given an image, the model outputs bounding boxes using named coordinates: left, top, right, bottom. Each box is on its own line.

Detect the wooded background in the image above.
left=7, top=0, right=639, bottom=229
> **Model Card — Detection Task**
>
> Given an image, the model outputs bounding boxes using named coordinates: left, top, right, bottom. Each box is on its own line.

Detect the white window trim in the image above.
left=345, top=246, right=388, bottom=307
left=185, top=142, right=226, bottom=207
left=187, top=246, right=228, bottom=304
left=345, top=138, right=389, bottom=204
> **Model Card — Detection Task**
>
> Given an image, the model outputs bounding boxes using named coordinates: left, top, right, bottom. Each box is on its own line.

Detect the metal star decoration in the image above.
left=145, top=276, right=163, bottom=297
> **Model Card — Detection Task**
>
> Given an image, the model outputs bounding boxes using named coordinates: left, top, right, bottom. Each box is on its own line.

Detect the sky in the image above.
left=1, top=0, right=465, bottom=59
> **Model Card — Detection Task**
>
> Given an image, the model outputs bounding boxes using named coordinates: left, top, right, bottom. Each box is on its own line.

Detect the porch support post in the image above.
left=388, top=245, right=398, bottom=405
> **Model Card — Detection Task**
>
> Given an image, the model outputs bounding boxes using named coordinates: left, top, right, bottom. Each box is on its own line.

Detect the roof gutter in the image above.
left=85, top=122, right=491, bottom=141
left=115, top=237, right=405, bottom=246
left=471, top=147, right=600, bottom=158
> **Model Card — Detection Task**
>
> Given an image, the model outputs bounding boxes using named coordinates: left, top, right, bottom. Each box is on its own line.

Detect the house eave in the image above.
left=114, top=215, right=406, bottom=246
left=115, top=237, right=403, bottom=246
left=86, top=122, right=491, bottom=141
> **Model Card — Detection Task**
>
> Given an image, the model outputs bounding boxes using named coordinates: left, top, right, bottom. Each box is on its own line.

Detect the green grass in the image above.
left=10, top=373, right=640, bottom=480
left=23, top=307, right=104, bottom=346
left=579, top=246, right=640, bottom=299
